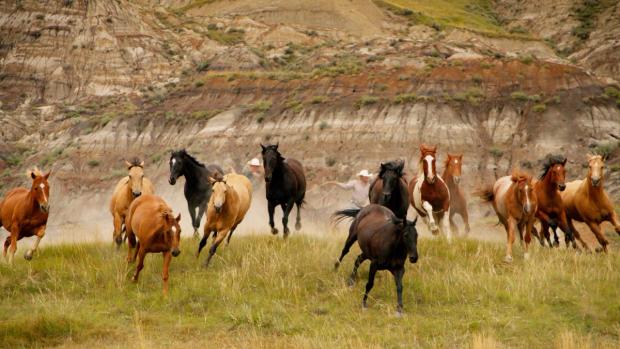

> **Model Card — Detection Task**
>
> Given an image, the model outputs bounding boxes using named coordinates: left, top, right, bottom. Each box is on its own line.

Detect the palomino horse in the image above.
left=334, top=204, right=418, bottom=315
left=125, top=194, right=181, bottom=295
left=442, top=154, right=470, bottom=235
left=261, top=143, right=306, bottom=238
left=0, top=168, right=51, bottom=263
left=198, top=172, right=252, bottom=267
left=532, top=154, right=574, bottom=247
left=409, top=145, right=452, bottom=240
left=480, top=170, right=537, bottom=262
left=109, top=158, right=154, bottom=246
left=561, top=154, right=620, bottom=252
left=169, top=149, right=224, bottom=238
left=368, top=160, right=409, bottom=220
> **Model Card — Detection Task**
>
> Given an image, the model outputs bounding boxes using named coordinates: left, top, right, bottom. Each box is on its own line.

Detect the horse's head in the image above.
left=394, top=216, right=419, bottom=263
left=168, top=150, right=185, bottom=185
left=445, top=153, right=463, bottom=184
left=209, top=177, right=227, bottom=214
left=164, top=212, right=182, bottom=257
left=378, top=160, right=404, bottom=203
left=540, top=154, right=567, bottom=191
left=587, top=154, right=605, bottom=187
left=261, top=143, right=281, bottom=183
left=126, top=158, right=145, bottom=198
left=511, top=170, right=535, bottom=215
left=29, top=168, right=51, bottom=213
left=420, top=144, right=437, bottom=184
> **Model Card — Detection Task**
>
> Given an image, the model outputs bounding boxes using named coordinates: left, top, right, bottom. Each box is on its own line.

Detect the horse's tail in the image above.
left=477, top=186, right=495, bottom=203
left=332, top=208, right=361, bottom=223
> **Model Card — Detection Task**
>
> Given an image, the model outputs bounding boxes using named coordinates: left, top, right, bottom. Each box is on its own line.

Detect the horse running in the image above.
left=334, top=204, right=419, bottom=315
left=125, top=194, right=181, bottom=295
left=442, top=154, right=470, bottom=235
left=261, top=143, right=306, bottom=238
left=197, top=172, right=252, bottom=267
left=169, top=149, right=223, bottom=238
left=0, top=168, right=51, bottom=263
left=561, top=154, right=620, bottom=252
left=409, top=145, right=452, bottom=240
left=480, top=170, right=537, bottom=262
left=368, top=160, right=409, bottom=220
left=109, top=158, right=154, bottom=246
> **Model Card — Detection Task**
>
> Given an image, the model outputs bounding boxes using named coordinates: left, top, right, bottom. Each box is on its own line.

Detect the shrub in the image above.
left=511, top=91, right=529, bottom=101
left=318, top=121, right=329, bottom=131
left=357, top=95, right=379, bottom=107
left=87, top=160, right=100, bottom=168
left=325, top=157, right=336, bottom=167
left=532, top=104, right=547, bottom=113
left=489, top=147, right=503, bottom=158
left=250, top=100, right=272, bottom=113
left=196, top=61, right=210, bottom=72
left=195, top=80, right=204, bottom=88
left=393, top=93, right=417, bottom=104
left=310, top=96, right=327, bottom=104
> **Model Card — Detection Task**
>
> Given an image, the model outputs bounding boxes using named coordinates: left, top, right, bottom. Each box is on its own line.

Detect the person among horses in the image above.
left=244, top=158, right=264, bottom=186
left=328, top=170, right=373, bottom=208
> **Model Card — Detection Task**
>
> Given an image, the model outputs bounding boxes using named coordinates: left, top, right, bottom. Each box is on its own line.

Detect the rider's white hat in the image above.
left=248, top=158, right=261, bottom=166
left=357, top=169, right=372, bottom=177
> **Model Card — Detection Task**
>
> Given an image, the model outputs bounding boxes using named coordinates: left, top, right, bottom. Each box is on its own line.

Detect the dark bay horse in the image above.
left=0, top=168, right=51, bottom=264
left=532, top=154, right=574, bottom=248
left=334, top=204, right=419, bottom=315
left=368, top=160, right=409, bottom=220
left=169, top=149, right=223, bottom=238
left=261, top=143, right=306, bottom=238
left=442, top=154, right=470, bottom=235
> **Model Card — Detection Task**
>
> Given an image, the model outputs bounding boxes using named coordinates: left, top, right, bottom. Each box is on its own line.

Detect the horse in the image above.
left=479, top=170, right=537, bottom=262
left=261, top=143, right=306, bottom=238
left=409, top=144, right=452, bottom=240
left=561, top=154, right=620, bottom=252
left=197, top=172, right=253, bottom=267
left=109, top=158, right=154, bottom=246
left=333, top=204, right=418, bottom=315
left=442, top=154, right=470, bottom=235
left=532, top=154, right=574, bottom=248
left=368, top=160, right=409, bottom=220
left=0, top=168, right=51, bottom=264
left=169, top=149, right=224, bottom=238
left=125, top=194, right=181, bottom=295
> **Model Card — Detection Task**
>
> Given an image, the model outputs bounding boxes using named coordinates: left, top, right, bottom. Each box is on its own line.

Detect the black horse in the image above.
left=368, top=160, right=409, bottom=220
left=334, top=204, right=419, bottom=315
left=261, top=143, right=306, bottom=238
left=169, top=149, right=223, bottom=238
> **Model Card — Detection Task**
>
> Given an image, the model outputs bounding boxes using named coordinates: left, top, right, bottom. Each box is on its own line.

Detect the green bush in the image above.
left=393, top=93, right=417, bottom=104
left=532, top=104, right=547, bottom=113
left=357, top=95, right=379, bottom=107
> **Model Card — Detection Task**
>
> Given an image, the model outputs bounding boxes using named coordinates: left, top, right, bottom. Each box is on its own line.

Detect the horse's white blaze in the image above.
left=171, top=226, right=177, bottom=234
left=40, top=184, right=48, bottom=204
left=39, top=183, right=45, bottom=189
left=454, top=160, right=458, bottom=164
left=424, top=155, right=434, bottom=179
left=172, top=159, right=176, bottom=165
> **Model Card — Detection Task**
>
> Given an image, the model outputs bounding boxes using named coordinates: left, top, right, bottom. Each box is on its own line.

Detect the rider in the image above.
left=327, top=169, right=373, bottom=208
left=243, top=158, right=264, bottom=187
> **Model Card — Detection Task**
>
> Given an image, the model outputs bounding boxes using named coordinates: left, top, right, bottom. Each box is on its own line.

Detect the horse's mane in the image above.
left=378, top=160, right=404, bottom=177
left=176, top=149, right=206, bottom=168
left=128, top=157, right=143, bottom=168
left=26, top=167, right=43, bottom=178
left=539, top=154, right=566, bottom=179
left=511, top=169, right=532, bottom=183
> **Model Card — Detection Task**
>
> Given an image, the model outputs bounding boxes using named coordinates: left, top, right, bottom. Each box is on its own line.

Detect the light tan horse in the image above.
left=125, top=194, right=181, bottom=295
left=561, top=155, right=620, bottom=252
left=197, top=171, right=252, bottom=267
left=109, top=158, right=154, bottom=246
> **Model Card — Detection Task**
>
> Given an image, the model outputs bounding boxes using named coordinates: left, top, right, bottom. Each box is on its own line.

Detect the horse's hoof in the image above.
left=395, top=310, right=403, bottom=318
left=347, top=278, right=355, bottom=287
left=271, top=228, right=278, bottom=235
left=524, top=252, right=530, bottom=260
left=24, top=250, right=33, bottom=261
left=431, top=229, right=440, bottom=236
left=132, top=277, right=138, bottom=283
left=504, top=255, right=513, bottom=263
left=362, top=302, right=368, bottom=310
left=295, top=222, right=302, bottom=231
left=334, top=260, right=340, bottom=270
left=283, top=230, right=290, bottom=239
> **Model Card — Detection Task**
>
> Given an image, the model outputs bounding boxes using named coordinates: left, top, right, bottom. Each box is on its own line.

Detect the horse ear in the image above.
left=175, top=213, right=181, bottom=222
left=396, top=160, right=405, bottom=173
left=562, top=157, right=567, bottom=165
left=275, top=142, right=279, bottom=150
left=30, top=171, right=36, bottom=179
left=208, top=177, right=217, bottom=184
left=260, top=143, right=266, bottom=152
left=124, top=160, right=132, bottom=169
left=44, top=171, right=51, bottom=179
left=139, top=160, right=144, bottom=167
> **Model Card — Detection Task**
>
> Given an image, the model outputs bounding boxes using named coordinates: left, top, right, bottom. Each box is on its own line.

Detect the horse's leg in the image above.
left=7, top=226, right=19, bottom=265
left=362, top=262, right=378, bottom=309
left=132, top=246, right=146, bottom=282
left=422, top=201, right=438, bottom=234
left=281, top=200, right=295, bottom=238
left=449, top=211, right=458, bottom=237
left=568, top=218, right=589, bottom=251
left=334, top=229, right=357, bottom=270
left=268, top=201, right=278, bottom=235
left=439, top=211, right=452, bottom=242
left=524, top=219, right=533, bottom=260
left=348, top=253, right=366, bottom=286
left=391, top=267, right=405, bottom=315
left=196, top=230, right=210, bottom=258
left=539, top=221, right=551, bottom=247
left=24, top=225, right=45, bottom=261
left=226, top=224, right=238, bottom=245
left=295, top=201, right=302, bottom=231
left=462, top=205, right=471, bottom=235
left=3, top=237, right=9, bottom=260
left=187, top=202, right=198, bottom=239
left=162, top=251, right=171, bottom=296
left=132, top=241, right=140, bottom=263
left=608, top=210, right=620, bottom=236
left=586, top=221, right=609, bottom=253
left=204, top=229, right=228, bottom=268
left=126, top=230, right=136, bottom=263
left=557, top=210, right=574, bottom=248
left=194, top=203, right=206, bottom=239
left=113, top=212, right=123, bottom=248
left=505, top=217, right=516, bottom=263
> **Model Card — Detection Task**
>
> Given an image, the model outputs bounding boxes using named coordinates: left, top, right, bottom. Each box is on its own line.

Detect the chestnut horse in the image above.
left=442, top=154, right=470, bottom=235
left=480, top=170, right=537, bottom=262
left=368, top=160, right=409, bottom=220
left=125, top=194, right=181, bottom=295
left=197, top=172, right=253, bottom=267
left=109, top=158, right=154, bottom=246
left=561, top=155, right=620, bottom=252
left=532, top=155, right=574, bottom=248
left=409, top=145, right=452, bottom=240
left=0, top=168, right=51, bottom=264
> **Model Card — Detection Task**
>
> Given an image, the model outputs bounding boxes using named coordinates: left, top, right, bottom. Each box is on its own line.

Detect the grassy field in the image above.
left=1, top=233, right=620, bottom=348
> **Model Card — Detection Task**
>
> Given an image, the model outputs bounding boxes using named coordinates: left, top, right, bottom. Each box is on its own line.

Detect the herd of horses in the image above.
left=1, top=143, right=619, bottom=312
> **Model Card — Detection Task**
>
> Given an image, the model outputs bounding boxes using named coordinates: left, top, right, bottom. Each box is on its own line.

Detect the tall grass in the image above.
left=1, top=235, right=619, bottom=347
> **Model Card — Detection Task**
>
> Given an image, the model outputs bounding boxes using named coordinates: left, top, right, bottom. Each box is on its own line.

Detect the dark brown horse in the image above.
left=442, top=154, right=470, bottom=235
left=369, top=160, right=409, bottom=220
left=532, top=154, right=574, bottom=248
left=0, top=168, right=51, bottom=264
left=261, top=143, right=306, bottom=238
left=334, top=204, right=418, bottom=315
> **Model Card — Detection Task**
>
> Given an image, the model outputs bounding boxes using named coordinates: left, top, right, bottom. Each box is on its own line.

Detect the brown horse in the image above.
left=532, top=155, right=574, bottom=248
left=561, top=155, right=620, bottom=252
left=480, top=170, right=537, bottom=262
left=442, top=154, right=470, bottom=235
left=409, top=145, right=452, bottom=240
left=125, top=194, right=181, bottom=295
left=0, top=168, right=51, bottom=264
left=109, top=158, right=155, bottom=246
left=368, top=160, right=409, bottom=220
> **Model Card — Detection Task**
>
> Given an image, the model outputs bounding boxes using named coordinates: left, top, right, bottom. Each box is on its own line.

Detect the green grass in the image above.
left=1, top=235, right=620, bottom=347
